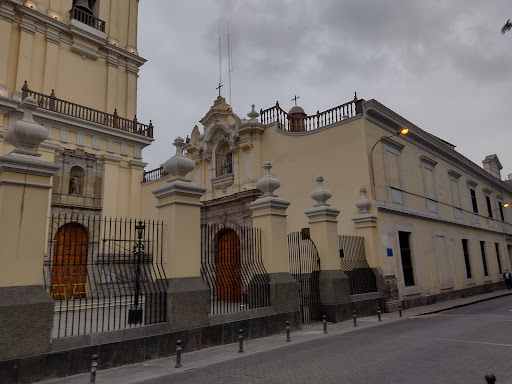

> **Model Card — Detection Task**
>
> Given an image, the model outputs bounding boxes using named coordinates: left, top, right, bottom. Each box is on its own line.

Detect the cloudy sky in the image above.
left=136, top=1, right=512, bottom=178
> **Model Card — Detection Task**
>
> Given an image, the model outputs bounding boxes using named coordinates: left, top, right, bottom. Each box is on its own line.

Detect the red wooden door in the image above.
left=51, top=223, right=88, bottom=300
left=215, top=229, right=241, bottom=301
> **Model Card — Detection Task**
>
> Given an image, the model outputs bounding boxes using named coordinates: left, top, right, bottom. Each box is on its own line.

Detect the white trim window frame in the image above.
left=420, top=156, right=438, bottom=214
left=448, top=170, right=463, bottom=220
left=433, top=231, right=454, bottom=290
left=479, top=239, right=492, bottom=281
left=383, top=140, right=405, bottom=207
left=496, top=195, right=508, bottom=231
left=467, top=180, right=479, bottom=225
left=495, top=241, right=504, bottom=276
left=461, top=235, right=475, bottom=285
left=395, top=226, right=422, bottom=296
left=483, top=188, right=494, bottom=228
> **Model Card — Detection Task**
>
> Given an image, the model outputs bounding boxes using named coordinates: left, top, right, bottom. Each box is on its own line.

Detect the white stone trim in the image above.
left=0, top=180, right=53, bottom=189
left=433, top=231, right=454, bottom=290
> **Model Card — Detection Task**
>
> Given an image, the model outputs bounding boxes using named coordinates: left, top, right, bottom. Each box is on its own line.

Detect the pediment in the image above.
left=62, top=148, right=96, bottom=160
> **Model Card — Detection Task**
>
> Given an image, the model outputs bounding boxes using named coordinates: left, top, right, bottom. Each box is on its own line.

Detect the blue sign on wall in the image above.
left=386, top=248, right=393, bottom=257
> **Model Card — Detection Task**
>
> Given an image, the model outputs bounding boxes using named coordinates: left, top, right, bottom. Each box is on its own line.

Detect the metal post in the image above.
left=286, top=321, right=291, bottom=342
left=175, top=340, right=182, bottom=368
left=238, top=329, right=244, bottom=353
left=128, top=221, right=145, bottom=325
left=377, top=307, right=382, bottom=322
left=353, top=310, right=357, bottom=327
left=323, top=315, right=328, bottom=334
left=485, top=374, right=496, bottom=383
left=398, top=305, right=402, bottom=318
left=89, top=354, right=98, bottom=384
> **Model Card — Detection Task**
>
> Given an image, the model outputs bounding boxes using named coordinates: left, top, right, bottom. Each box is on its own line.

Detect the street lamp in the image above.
left=128, top=221, right=145, bottom=325
left=369, top=128, right=409, bottom=200
left=490, top=203, right=509, bottom=221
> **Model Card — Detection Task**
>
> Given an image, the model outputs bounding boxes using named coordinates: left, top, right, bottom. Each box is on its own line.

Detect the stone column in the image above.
left=0, top=97, right=60, bottom=360
left=305, top=176, right=350, bottom=322
left=0, top=14, right=12, bottom=96
left=99, top=154, right=122, bottom=218
left=248, top=162, right=300, bottom=315
left=152, top=137, right=209, bottom=331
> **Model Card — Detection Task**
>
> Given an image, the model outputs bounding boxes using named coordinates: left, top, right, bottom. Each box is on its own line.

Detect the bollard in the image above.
left=175, top=340, right=183, bottom=368
left=377, top=307, right=382, bottom=322
left=323, top=315, right=328, bottom=334
left=485, top=374, right=496, bottom=383
left=89, top=354, right=98, bottom=384
left=353, top=311, right=357, bottom=327
left=238, top=329, right=244, bottom=353
left=399, top=305, right=402, bottom=318
left=286, top=321, right=291, bottom=342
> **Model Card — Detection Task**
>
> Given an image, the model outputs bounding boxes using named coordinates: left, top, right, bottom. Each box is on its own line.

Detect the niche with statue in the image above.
left=52, top=148, right=103, bottom=211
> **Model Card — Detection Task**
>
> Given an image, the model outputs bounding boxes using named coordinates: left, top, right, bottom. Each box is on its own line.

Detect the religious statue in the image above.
left=69, top=175, right=80, bottom=195
left=223, top=154, right=233, bottom=175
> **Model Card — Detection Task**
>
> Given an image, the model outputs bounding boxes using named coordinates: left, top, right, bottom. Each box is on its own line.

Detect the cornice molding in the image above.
left=376, top=203, right=511, bottom=235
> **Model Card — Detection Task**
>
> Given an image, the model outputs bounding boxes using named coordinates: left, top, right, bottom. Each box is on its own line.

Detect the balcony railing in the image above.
left=260, top=94, right=363, bottom=133
left=143, top=166, right=168, bottom=183
left=21, top=82, right=153, bottom=138
left=70, top=6, right=106, bottom=33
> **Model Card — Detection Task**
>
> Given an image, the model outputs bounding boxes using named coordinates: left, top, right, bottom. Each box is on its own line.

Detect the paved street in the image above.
left=43, top=293, right=512, bottom=384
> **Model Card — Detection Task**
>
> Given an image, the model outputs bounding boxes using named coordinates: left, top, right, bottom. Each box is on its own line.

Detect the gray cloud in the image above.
left=137, top=0, right=512, bottom=177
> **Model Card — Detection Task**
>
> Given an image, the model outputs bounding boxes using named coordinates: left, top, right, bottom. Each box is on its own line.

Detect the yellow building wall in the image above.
left=260, top=117, right=371, bottom=236
left=0, top=0, right=141, bottom=118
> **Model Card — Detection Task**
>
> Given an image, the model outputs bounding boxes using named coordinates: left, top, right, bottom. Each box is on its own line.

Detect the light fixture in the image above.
left=504, top=203, right=510, bottom=208
left=24, top=1, right=37, bottom=10
left=368, top=127, right=410, bottom=200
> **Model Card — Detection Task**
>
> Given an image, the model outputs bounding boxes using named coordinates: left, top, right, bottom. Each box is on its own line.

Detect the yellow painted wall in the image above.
left=0, top=0, right=141, bottom=119
left=260, top=117, right=371, bottom=235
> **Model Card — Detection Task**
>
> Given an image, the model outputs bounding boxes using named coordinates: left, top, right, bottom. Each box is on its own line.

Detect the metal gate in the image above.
left=288, top=231, right=321, bottom=323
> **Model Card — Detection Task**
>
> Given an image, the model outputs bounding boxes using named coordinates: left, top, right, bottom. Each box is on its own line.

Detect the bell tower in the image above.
left=0, top=0, right=153, bottom=219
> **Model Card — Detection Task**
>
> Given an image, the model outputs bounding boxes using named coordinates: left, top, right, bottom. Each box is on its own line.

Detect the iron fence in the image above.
left=201, top=223, right=270, bottom=315
left=339, top=235, right=378, bottom=295
left=288, top=231, right=322, bottom=323
left=43, top=214, right=167, bottom=338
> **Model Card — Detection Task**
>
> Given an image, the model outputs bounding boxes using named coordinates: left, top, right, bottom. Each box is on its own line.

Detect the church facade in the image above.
left=142, top=94, right=512, bottom=305
left=1, top=0, right=510, bottom=313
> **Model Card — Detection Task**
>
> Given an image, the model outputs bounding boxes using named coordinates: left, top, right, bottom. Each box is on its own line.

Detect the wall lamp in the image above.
left=490, top=203, right=510, bottom=221
left=369, top=128, right=409, bottom=201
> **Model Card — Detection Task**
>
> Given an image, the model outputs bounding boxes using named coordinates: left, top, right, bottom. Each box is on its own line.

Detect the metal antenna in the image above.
left=227, top=20, right=233, bottom=105
left=218, top=20, right=222, bottom=97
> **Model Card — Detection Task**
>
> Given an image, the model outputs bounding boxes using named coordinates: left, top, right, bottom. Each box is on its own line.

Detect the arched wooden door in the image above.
left=215, top=229, right=242, bottom=301
left=51, top=223, right=88, bottom=300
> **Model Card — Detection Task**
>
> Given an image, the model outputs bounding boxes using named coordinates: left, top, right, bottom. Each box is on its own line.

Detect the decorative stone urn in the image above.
left=310, top=176, right=332, bottom=206
left=5, top=96, right=48, bottom=155
left=255, top=161, right=281, bottom=196
left=355, top=187, right=371, bottom=213
left=163, top=136, right=196, bottom=181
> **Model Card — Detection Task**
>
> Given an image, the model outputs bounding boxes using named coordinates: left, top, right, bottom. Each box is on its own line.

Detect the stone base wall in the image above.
left=0, top=286, right=54, bottom=361
left=0, top=310, right=301, bottom=384
left=402, top=281, right=507, bottom=309
left=321, top=293, right=386, bottom=323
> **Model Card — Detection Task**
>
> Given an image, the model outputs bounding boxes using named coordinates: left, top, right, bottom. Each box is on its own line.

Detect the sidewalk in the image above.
left=41, top=289, right=512, bottom=383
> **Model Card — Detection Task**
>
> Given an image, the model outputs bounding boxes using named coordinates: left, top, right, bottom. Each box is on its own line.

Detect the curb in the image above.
left=413, top=291, right=512, bottom=316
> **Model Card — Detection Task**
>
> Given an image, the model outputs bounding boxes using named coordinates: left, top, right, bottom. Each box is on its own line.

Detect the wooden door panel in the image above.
left=51, top=223, right=88, bottom=300
left=215, top=230, right=241, bottom=301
